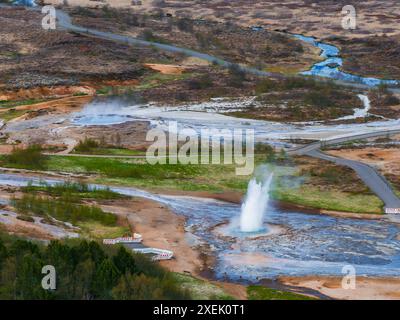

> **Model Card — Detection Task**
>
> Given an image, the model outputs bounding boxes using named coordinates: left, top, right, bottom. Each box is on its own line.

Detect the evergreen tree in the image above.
left=92, top=259, right=120, bottom=298
left=112, top=246, right=137, bottom=275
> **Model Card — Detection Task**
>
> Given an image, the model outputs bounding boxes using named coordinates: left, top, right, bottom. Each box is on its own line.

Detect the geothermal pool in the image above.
left=1, top=173, right=400, bottom=282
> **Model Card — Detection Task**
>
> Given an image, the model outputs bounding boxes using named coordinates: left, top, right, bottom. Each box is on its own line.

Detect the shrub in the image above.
left=140, top=29, right=155, bottom=41
left=383, top=94, right=400, bottom=106
left=255, top=79, right=279, bottom=94
left=73, top=6, right=97, bottom=18
left=5, top=145, right=47, bottom=170
left=74, top=138, right=100, bottom=153
left=255, top=143, right=276, bottom=162
left=23, top=181, right=123, bottom=200
left=228, top=63, right=246, bottom=87
left=112, top=273, right=191, bottom=300
left=303, top=90, right=335, bottom=107
left=16, top=215, right=35, bottom=223
left=176, top=18, right=194, bottom=33
left=11, top=194, right=117, bottom=226
left=187, top=75, right=213, bottom=90
left=195, top=32, right=212, bottom=49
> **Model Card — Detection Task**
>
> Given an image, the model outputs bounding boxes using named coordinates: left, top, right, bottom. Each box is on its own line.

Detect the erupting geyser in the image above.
left=240, top=173, right=273, bottom=232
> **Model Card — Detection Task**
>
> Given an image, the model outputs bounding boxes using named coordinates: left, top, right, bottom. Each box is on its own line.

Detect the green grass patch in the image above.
left=22, top=181, right=125, bottom=200
left=11, top=194, right=117, bottom=226
left=0, top=98, right=47, bottom=109
left=41, top=155, right=253, bottom=192
left=73, top=146, right=144, bottom=157
left=3, top=145, right=48, bottom=170
left=73, top=148, right=144, bottom=156
left=36, top=153, right=246, bottom=193
left=273, top=185, right=383, bottom=214
left=173, top=273, right=234, bottom=300
left=0, top=148, right=385, bottom=214
left=73, top=138, right=145, bottom=156
left=0, top=109, right=28, bottom=122
left=77, top=221, right=130, bottom=239
left=247, top=285, right=316, bottom=300
left=96, top=86, right=114, bottom=95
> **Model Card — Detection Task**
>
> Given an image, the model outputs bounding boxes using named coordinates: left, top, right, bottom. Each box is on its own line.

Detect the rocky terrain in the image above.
left=42, top=0, right=400, bottom=80
left=66, top=5, right=320, bottom=74
left=0, top=6, right=182, bottom=91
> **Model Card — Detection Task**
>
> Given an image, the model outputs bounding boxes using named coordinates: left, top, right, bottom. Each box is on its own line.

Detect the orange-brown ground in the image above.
left=0, top=86, right=95, bottom=102
left=100, top=198, right=203, bottom=275
left=327, top=147, right=400, bottom=194
left=327, top=148, right=400, bottom=177
left=279, top=276, right=400, bottom=300
left=0, top=95, right=92, bottom=114
left=144, top=63, right=188, bottom=75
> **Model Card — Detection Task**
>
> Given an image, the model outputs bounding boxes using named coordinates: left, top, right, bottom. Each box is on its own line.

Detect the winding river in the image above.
left=294, top=34, right=399, bottom=87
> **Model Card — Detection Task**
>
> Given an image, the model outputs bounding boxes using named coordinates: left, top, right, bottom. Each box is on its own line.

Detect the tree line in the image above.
left=0, top=234, right=190, bottom=300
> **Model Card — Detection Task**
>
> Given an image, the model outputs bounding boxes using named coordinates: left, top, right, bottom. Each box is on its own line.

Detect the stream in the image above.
left=294, top=34, right=399, bottom=87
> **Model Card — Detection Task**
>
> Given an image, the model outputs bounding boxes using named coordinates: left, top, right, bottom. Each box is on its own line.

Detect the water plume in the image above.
left=239, top=172, right=273, bottom=233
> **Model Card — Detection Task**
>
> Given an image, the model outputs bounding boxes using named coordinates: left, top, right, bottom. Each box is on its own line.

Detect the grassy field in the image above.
left=73, top=147, right=145, bottom=156
left=273, top=185, right=383, bottom=214
left=42, top=155, right=251, bottom=192
left=173, top=273, right=234, bottom=300
left=0, top=98, right=52, bottom=122
left=77, top=221, right=130, bottom=239
left=23, top=181, right=126, bottom=200
left=0, top=98, right=48, bottom=108
left=247, top=285, right=316, bottom=300
left=0, top=152, right=384, bottom=214
left=13, top=181, right=130, bottom=239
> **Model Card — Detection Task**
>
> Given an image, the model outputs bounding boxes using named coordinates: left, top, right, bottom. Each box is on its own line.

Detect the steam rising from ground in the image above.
left=77, top=95, right=146, bottom=116
left=72, top=95, right=148, bottom=125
